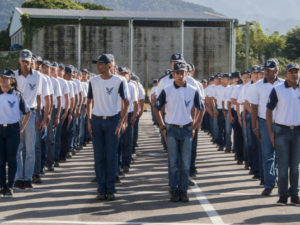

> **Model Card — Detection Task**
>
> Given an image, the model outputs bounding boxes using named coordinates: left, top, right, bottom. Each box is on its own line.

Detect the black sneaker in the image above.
left=217, top=146, right=224, bottom=151
left=40, top=168, right=45, bottom=175
left=123, top=166, right=129, bottom=173
left=190, top=171, right=196, bottom=178
left=71, top=150, right=76, bottom=155
left=106, top=192, right=115, bottom=201
left=252, top=175, right=260, bottom=180
left=225, top=148, right=231, bottom=153
left=66, top=152, right=72, bottom=159
left=291, top=196, right=300, bottom=206
left=261, top=188, right=272, bottom=196
left=14, top=180, right=24, bottom=189
left=0, top=187, right=4, bottom=197
left=54, top=161, right=60, bottom=167
left=91, top=177, right=97, bottom=183
left=260, top=179, right=264, bottom=186
left=276, top=195, right=288, bottom=206
left=4, top=188, right=13, bottom=198
left=237, top=160, right=243, bottom=165
left=96, top=192, right=106, bottom=200
left=188, top=180, right=195, bottom=186
left=23, top=180, right=33, bottom=189
left=179, top=191, right=189, bottom=202
left=170, top=190, right=180, bottom=202
left=248, top=170, right=254, bottom=175
left=32, top=175, right=42, bottom=184
left=47, top=165, right=55, bottom=172
left=115, top=176, right=121, bottom=184
left=118, top=171, right=125, bottom=177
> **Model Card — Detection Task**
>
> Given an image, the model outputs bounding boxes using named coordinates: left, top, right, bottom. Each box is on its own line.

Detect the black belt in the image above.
left=93, top=114, right=119, bottom=120
left=30, top=108, right=36, bottom=111
left=168, top=123, right=192, bottom=129
left=275, top=124, right=300, bottom=130
left=0, top=122, right=19, bottom=128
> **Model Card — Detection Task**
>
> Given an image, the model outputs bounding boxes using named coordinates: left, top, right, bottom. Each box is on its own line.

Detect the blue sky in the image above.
left=186, top=0, right=300, bottom=34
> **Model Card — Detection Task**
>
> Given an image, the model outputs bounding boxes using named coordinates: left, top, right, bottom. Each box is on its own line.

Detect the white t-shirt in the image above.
left=87, top=75, right=128, bottom=117
left=215, top=85, right=228, bottom=109
left=57, top=77, right=70, bottom=110
left=137, top=82, right=145, bottom=100
left=128, top=82, right=138, bottom=113
left=50, top=77, right=62, bottom=109
left=15, top=69, right=44, bottom=109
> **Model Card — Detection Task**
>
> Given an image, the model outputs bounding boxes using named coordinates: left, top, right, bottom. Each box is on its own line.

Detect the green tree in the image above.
left=284, top=26, right=300, bottom=60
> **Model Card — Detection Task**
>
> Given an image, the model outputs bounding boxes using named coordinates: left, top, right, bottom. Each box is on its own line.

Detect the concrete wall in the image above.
left=31, top=23, right=232, bottom=85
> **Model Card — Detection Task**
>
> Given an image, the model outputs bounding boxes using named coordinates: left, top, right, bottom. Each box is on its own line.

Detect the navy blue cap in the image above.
left=231, top=71, right=241, bottom=79
left=19, top=49, right=32, bottom=61
left=286, top=63, right=300, bottom=73
left=264, top=58, right=279, bottom=70
left=259, top=66, right=264, bottom=72
left=214, top=74, right=221, bottom=79
left=242, top=69, right=251, bottom=75
left=92, top=54, right=114, bottom=64
left=173, top=62, right=187, bottom=72
left=0, top=68, right=15, bottom=78
left=222, top=73, right=230, bottom=79
left=208, top=77, right=214, bottom=82
left=187, top=63, right=195, bottom=72
left=32, top=55, right=43, bottom=62
left=42, top=60, right=51, bottom=67
left=170, top=53, right=184, bottom=62
left=152, top=79, right=158, bottom=84
left=58, top=63, right=65, bottom=69
left=201, top=79, right=207, bottom=83
left=251, top=65, right=260, bottom=73
left=237, top=79, right=243, bottom=84
left=50, top=62, right=58, bottom=68
left=65, top=66, right=73, bottom=75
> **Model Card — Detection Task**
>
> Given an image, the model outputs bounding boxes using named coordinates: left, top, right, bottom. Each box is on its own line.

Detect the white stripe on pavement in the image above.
left=190, top=179, right=225, bottom=225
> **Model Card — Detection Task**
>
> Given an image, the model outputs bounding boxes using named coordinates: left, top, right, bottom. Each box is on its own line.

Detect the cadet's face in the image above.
left=286, top=69, right=300, bottom=84
left=232, top=77, right=239, bottom=85
left=214, top=78, right=221, bottom=85
left=241, top=74, right=250, bottom=83
left=19, top=59, right=32, bottom=72
left=42, top=66, right=50, bottom=75
left=201, top=82, right=207, bottom=88
left=264, top=68, right=277, bottom=80
left=251, top=72, right=259, bottom=82
left=259, top=72, right=265, bottom=79
left=50, top=67, right=57, bottom=76
left=97, top=62, right=110, bottom=74
left=58, top=68, right=64, bottom=77
left=221, top=78, right=229, bottom=86
left=173, top=70, right=186, bottom=83
left=0, top=76, right=11, bottom=88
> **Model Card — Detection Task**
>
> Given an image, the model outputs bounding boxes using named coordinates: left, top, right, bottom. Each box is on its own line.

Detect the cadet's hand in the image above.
left=161, top=128, right=167, bottom=143
left=53, top=117, right=60, bottom=128
left=253, top=129, right=261, bottom=141
left=35, top=116, right=40, bottom=129
left=192, top=129, right=196, bottom=139
left=61, top=112, right=68, bottom=124
left=213, top=110, right=218, bottom=118
left=88, top=119, right=93, bottom=138
left=229, top=114, right=234, bottom=123
left=115, top=123, right=122, bottom=138
left=130, top=117, right=136, bottom=127
left=121, top=122, right=127, bottom=134
left=20, top=129, right=24, bottom=141
left=68, top=114, right=73, bottom=125
left=40, top=119, right=47, bottom=133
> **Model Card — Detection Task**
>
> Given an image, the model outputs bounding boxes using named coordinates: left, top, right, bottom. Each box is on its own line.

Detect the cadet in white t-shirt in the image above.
left=87, top=54, right=129, bottom=201
left=0, top=69, right=31, bottom=197
left=150, top=79, right=159, bottom=125
left=154, top=62, right=204, bottom=203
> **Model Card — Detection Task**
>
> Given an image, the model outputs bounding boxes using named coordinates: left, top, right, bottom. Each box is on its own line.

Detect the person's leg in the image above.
left=225, top=111, right=232, bottom=151
left=246, top=112, right=253, bottom=169
left=6, top=125, right=20, bottom=189
left=0, top=128, right=7, bottom=188
left=121, top=114, right=133, bottom=169
left=251, top=130, right=260, bottom=177
left=34, top=113, right=43, bottom=176
left=24, top=111, right=37, bottom=182
left=104, top=116, right=120, bottom=194
left=91, top=116, right=106, bottom=193
left=289, top=128, right=300, bottom=197
left=233, top=110, right=243, bottom=162
left=274, top=126, right=290, bottom=196
left=179, top=126, right=193, bottom=192
left=190, top=129, right=198, bottom=175
left=55, top=109, right=64, bottom=162
left=46, top=109, right=56, bottom=168
left=79, top=106, right=86, bottom=147
left=259, top=118, right=276, bottom=190
left=15, top=115, right=25, bottom=182
left=241, top=113, right=248, bottom=164
left=213, top=116, right=219, bottom=143
left=133, top=116, right=140, bottom=148
left=166, top=125, right=179, bottom=191
left=60, top=113, right=69, bottom=161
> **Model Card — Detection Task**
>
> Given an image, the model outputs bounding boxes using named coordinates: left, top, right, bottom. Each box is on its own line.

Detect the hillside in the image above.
left=0, top=0, right=221, bottom=30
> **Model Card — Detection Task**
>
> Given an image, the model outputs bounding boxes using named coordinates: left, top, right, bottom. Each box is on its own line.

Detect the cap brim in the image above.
left=0, top=74, right=13, bottom=78
left=287, top=67, right=300, bottom=72
left=264, top=67, right=276, bottom=70
left=20, top=57, right=32, bottom=62
left=92, top=60, right=107, bottom=64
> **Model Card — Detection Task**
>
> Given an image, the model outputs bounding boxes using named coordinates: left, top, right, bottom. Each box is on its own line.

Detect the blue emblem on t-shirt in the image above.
left=106, top=87, right=114, bottom=95
left=29, top=83, right=36, bottom=91
left=8, top=100, right=16, bottom=108
left=185, top=100, right=191, bottom=107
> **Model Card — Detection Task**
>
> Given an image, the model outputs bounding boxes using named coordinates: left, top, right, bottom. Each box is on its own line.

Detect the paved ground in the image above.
left=0, top=112, right=299, bottom=225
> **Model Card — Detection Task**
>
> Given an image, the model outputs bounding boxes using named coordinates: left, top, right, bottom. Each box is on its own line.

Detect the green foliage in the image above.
left=284, top=26, right=300, bottom=60
left=0, top=51, right=19, bottom=71
left=0, top=29, right=10, bottom=51
left=80, top=2, right=111, bottom=10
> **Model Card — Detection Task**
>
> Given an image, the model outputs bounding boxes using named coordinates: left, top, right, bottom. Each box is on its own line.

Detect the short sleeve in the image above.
left=155, top=90, right=166, bottom=110
left=19, top=94, right=30, bottom=115
left=266, top=88, right=278, bottom=110
left=194, top=91, right=203, bottom=110
left=118, top=81, right=126, bottom=99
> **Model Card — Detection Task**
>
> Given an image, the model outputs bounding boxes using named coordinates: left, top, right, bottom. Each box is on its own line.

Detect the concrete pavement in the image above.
left=0, top=112, right=299, bottom=225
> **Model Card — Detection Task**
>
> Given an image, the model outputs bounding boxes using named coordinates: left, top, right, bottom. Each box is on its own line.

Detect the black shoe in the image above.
left=118, top=171, right=125, bottom=177
left=237, top=160, right=243, bottom=165
left=32, top=175, right=42, bottom=184
left=0, top=187, right=4, bottom=197
left=66, top=152, right=72, bottom=158
left=123, top=166, right=129, bottom=173
left=14, top=180, right=24, bottom=189
left=260, top=179, right=264, bottom=186
left=179, top=191, right=189, bottom=202
left=217, top=146, right=224, bottom=151
left=135, top=143, right=139, bottom=147
left=225, top=148, right=231, bottom=153
left=261, top=188, right=272, bottom=196
left=106, top=192, right=115, bottom=201
left=189, top=180, right=195, bottom=186
left=291, top=196, right=300, bottom=206
left=47, top=165, right=55, bottom=172
left=91, top=177, right=97, bottom=183
left=24, top=180, right=33, bottom=189
left=54, top=161, right=60, bottom=167
left=190, top=171, right=197, bottom=178
left=71, top=150, right=76, bottom=155
left=96, top=192, right=106, bottom=200
left=276, top=195, right=288, bottom=206
left=252, top=175, right=260, bottom=180
left=4, top=188, right=13, bottom=198
left=248, top=170, right=253, bottom=175
left=170, top=190, right=180, bottom=202
left=40, top=168, right=45, bottom=175
left=115, top=176, right=121, bottom=184
left=244, top=165, right=250, bottom=170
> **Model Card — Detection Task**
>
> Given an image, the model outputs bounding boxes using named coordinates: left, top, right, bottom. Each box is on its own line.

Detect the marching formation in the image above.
left=0, top=49, right=300, bottom=207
